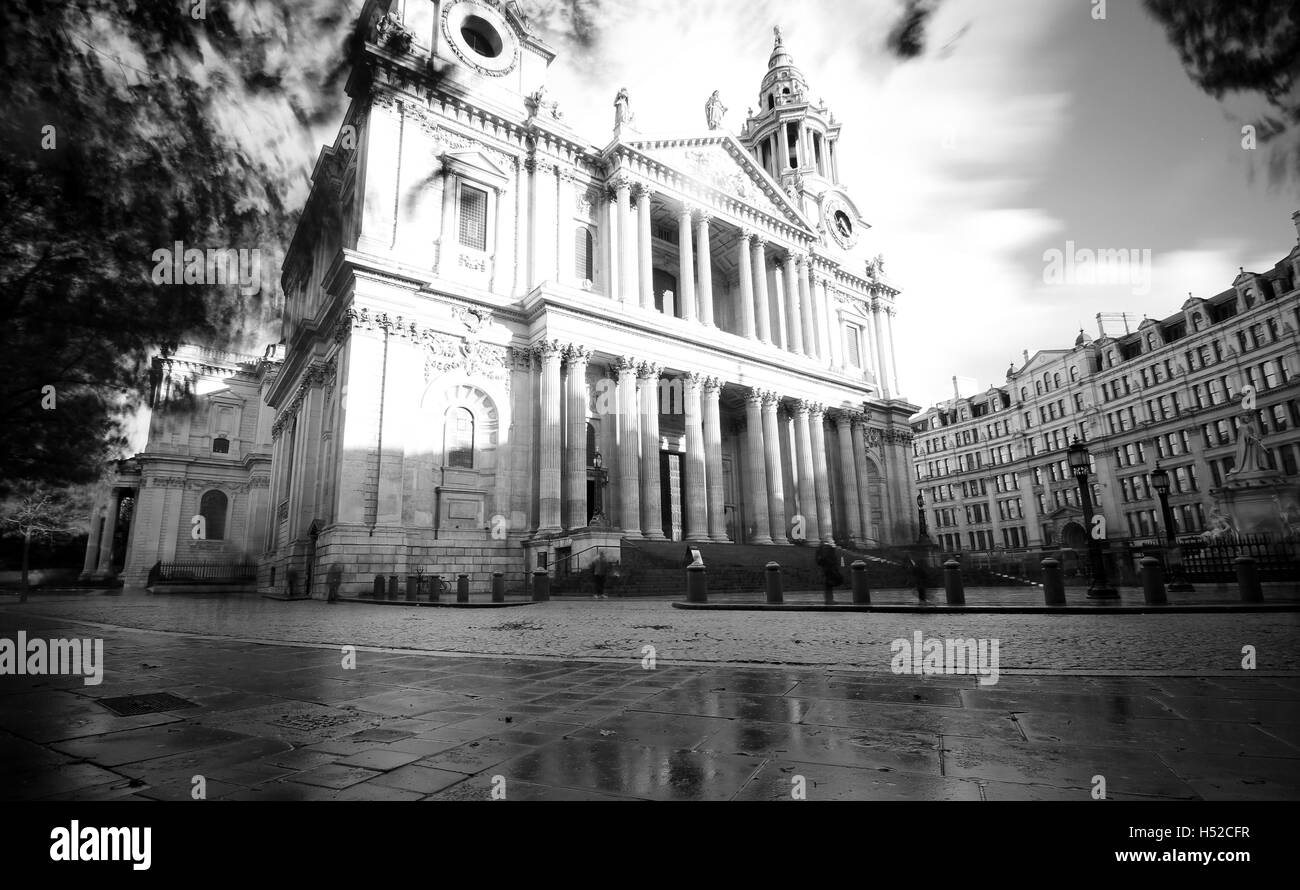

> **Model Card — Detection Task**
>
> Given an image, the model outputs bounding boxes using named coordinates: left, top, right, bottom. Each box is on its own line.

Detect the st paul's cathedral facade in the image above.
left=100, top=0, right=921, bottom=594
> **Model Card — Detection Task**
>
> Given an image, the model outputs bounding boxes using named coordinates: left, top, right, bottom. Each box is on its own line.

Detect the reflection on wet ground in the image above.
left=0, top=608, right=1296, bottom=801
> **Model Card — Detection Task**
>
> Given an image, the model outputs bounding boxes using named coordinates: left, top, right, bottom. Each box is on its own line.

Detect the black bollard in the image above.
left=532, top=568, right=550, bottom=602
left=686, top=564, right=708, bottom=603
left=850, top=560, right=870, bottom=605
left=1140, top=556, right=1166, bottom=605
left=429, top=574, right=441, bottom=602
left=387, top=574, right=399, bottom=600
left=1041, top=558, right=1065, bottom=606
left=1235, top=556, right=1262, bottom=603
left=373, top=574, right=385, bottom=599
left=943, top=559, right=965, bottom=605
left=457, top=573, right=470, bottom=603
left=764, top=561, right=783, bottom=604
left=492, top=572, right=505, bottom=603
left=405, top=576, right=418, bottom=602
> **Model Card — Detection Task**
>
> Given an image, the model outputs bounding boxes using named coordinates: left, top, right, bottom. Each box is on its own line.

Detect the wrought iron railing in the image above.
left=148, top=561, right=258, bottom=585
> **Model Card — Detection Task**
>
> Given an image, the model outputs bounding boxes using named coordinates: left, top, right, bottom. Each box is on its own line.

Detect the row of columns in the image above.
left=80, top=488, right=129, bottom=579
left=532, top=341, right=881, bottom=546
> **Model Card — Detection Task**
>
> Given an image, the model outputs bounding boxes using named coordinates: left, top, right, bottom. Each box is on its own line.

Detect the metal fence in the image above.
left=147, top=561, right=258, bottom=585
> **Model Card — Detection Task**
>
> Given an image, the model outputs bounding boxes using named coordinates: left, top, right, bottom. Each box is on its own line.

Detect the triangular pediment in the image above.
left=623, top=133, right=815, bottom=234
left=442, top=150, right=509, bottom=187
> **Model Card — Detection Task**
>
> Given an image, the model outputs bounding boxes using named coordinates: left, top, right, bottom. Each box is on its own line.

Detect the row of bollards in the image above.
left=1041, top=556, right=1263, bottom=605
left=681, top=555, right=1267, bottom=607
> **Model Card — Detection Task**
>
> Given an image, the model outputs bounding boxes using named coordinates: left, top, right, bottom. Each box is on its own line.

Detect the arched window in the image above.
left=212, top=436, right=230, bottom=454
left=1191, top=312, right=1203, bottom=331
left=199, top=490, right=227, bottom=541
left=1052, top=372, right=1061, bottom=389
left=1035, top=381, right=1042, bottom=395
left=574, top=227, right=593, bottom=282
left=1020, top=386, right=1027, bottom=401
left=445, top=407, right=475, bottom=468
left=1146, top=333, right=1158, bottom=350
left=1069, top=365, right=1079, bottom=382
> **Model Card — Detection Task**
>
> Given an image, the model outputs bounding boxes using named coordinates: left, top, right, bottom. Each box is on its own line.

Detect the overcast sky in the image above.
left=516, top=0, right=1298, bottom=409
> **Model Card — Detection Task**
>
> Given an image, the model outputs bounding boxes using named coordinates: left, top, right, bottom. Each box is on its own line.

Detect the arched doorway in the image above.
left=1061, top=520, right=1088, bottom=550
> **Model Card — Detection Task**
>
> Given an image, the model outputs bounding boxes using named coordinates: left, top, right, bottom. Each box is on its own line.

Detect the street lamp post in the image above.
left=1149, top=463, right=1194, bottom=592
left=590, top=451, right=608, bottom=525
left=916, top=491, right=930, bottom=542
left=1067, top=436, right=1118, bottom=598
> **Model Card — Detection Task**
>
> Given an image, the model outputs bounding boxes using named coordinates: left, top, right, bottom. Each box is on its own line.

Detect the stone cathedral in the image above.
left=259, top=0, right=919, bottom=595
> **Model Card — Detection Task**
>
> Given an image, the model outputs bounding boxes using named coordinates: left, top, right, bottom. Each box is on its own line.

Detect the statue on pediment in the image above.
left=705, top=90, right=727, bottom=130
left=614, top=87, right=635, bottom=130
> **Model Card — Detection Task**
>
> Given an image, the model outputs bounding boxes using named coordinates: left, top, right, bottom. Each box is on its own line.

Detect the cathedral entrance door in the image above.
left=660, top=452, right=682, bottom=541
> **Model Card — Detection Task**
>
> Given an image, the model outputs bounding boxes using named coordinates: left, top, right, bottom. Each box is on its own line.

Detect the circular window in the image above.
left=443, top=2, right=518, bottom=76
left=460, top=15, right=502, bottom=58
left=833, top=210, right=852, bottom=237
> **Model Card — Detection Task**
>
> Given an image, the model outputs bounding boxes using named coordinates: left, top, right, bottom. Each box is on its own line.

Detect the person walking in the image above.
left=591, top=550, right=609, bottom=599
left=908, top=557, right=928, bottom=602
left=816, top=541, right=842, bottom=604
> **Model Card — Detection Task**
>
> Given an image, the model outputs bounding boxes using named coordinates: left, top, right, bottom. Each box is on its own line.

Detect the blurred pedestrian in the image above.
left=816, top=541, right=842, bottom=604
left=907, top=557, right=928, bottom=602
left=591, top=550, right=609, bottom=599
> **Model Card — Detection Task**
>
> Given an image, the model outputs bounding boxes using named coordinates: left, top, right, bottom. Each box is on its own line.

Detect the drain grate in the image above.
left=97, top=692, right=200, bottom=717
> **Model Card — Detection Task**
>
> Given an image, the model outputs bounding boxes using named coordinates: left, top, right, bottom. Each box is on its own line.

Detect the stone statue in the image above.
left=774, top=25, right=784, bottom=47
left=1203, top=506, right=1238, bottom=543
left=866, top=254, right=886, bottom=279
left=705, top=90, right=727, bottom=130
left=614, top=87, right=634, bottom=130
left=1228, top=408, right=1275, bottom=475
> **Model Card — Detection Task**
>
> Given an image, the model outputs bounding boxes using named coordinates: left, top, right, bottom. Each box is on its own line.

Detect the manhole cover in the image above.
left=272, top=712, right=363, bottom=731
left=97, top=692, right=199, bottom=717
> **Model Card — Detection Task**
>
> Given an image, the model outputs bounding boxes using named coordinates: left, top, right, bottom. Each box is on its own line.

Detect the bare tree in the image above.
left=1, top=491, right=80, bottom=602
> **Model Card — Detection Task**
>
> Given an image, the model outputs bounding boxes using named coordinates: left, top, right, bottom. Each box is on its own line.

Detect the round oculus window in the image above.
left=460, top=15, right=502, bottom=58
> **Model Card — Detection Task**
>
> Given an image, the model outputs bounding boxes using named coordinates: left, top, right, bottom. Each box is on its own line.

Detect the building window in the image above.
left=199, top=490, right=227, bottom=541
left=445, top=407, right=475, bottom=468
left=458, top=185, right=488, bottom=251
left=845, top=323, right=863, bottom=368
left=575, top=226, right=594, bottom=281
left=460, top=15, right=504, bottom=58
left=212, top=436, right=230, bottom=454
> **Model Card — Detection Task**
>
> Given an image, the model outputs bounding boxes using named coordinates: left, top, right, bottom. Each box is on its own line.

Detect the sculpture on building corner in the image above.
left=705, top=90, right=727, bottom=130
left=1228, top=407, right=1275, bottom=475
left=614, top=87, right=635, bottom=130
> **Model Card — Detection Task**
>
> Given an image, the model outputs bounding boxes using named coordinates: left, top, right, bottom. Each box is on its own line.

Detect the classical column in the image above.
left=792, top=401, right=819, bottom=543
left=615, top=176, right=634, bottom=303
left=635, top=184, right=654, bottom=310
left=808, top=403, right=834, bottom=543
left=761, top=392, right=788, bottom=542
left=872, top=302, right=891, bottom=397
left=637, top=363, right=666, bottom=539
left=682, top=373, right=709, bottom=541
left=770, top=260, right=788, bottom=350
left=827, top=287, right=843, bottom=371
left=836, top=412, right=863, bottom=545
left=605, top=189, right=620, bottom=300
left=616, top=357, right=641, bottom=537
left=564, top=346, right=592, bottom=530
left=95, top=490, right=120, bottom=577
left=737, top=230, right=756, bottom=340
left=752, top=237, right=772, bottom=344
left=798, top=254, right=818, bottom=360
left=695, top=210, right=715, bottom=326
left=81, top=499, right=104, bottom=578
left=852, top=418, right=874, bottom=544
left=744, top=390, right=773, bottom=544
left=885, top=307, right=902, bottom=397
left=702, top=377, right=728, bottom=542
left=678, top=205, right=696, bottom=322
left=863, top=306, right=880, bottom=380
left=783, top=254, right=804, bottom=355
left=537, top=342, right=564, bottom=533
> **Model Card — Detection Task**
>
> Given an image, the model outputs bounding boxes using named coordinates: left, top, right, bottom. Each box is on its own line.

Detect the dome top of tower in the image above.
left=761, top=26, right=809, bottom=101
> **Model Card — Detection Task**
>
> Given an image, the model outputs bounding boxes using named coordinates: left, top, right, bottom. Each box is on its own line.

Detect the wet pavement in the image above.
left=0, top=592, right=1297, bottom=801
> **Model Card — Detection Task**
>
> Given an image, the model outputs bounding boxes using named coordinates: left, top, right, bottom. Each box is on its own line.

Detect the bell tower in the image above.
left=741, top=26, right=863, bottom=256
left=741, top=27, right=843, bottom=194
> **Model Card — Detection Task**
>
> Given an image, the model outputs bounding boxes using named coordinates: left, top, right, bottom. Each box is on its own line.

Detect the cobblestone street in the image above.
left=1, top=590, right=1297, bottom=802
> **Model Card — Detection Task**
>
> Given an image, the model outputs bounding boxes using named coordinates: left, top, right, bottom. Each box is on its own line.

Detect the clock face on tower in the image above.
left=821, top=193, right=859, bottom=250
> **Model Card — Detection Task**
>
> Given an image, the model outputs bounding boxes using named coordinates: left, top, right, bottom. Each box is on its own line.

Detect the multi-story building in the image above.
left=257, top=1, right=920, bottom=596
left=912, top=211, right=1300, bottom=555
